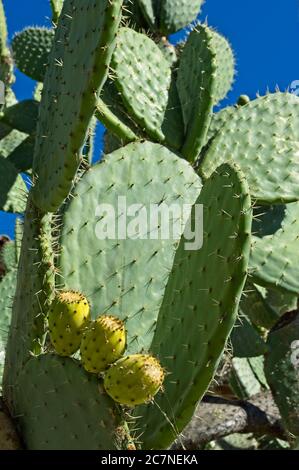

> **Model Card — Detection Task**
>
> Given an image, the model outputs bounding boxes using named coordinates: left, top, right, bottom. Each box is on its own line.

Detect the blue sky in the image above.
left=1, top=0, right=299, bottom=237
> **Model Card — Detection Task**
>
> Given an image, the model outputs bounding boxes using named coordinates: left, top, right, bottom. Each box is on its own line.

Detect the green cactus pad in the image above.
left=138, top=163, right=252, bottom=449
left=250, top=201, right=299, bottom=294
left=262, top=287, right=298, bottom=317
left=0, top=240, right=17, bottom=272
left=81, top=316, right=126, bottom=374
left=32, top=0, right=123, bottom=213
left=15, top=354, right=123, bottom=449
left=210, top=29, right=235, bottom=104
left=0, top=270, right=17, bottom=388
left=204, top=106, right=235, bottom=149
left=158, top=39, right=177, bottom=66
left=1, top=100, right=39, bottom=135
left=104, top=354, right=165, bottom=406
left=238, top=282, right=280, bottom=331
left=59, top=141, right=201, bottom=354
left=137, top=0, right=156, bottom=28
left=230, top=357, right=263, bottom=399
left=7, top=135, right=35, bottom=172
left=230, top=315, right=267, bottom=358
left=248, top=356, right=269, bottom=389
left=265, top=311, right=299, bottom=435
left=158, top=1, right=205, bottom=35
left=0, top=128, right=28, bottom=158
left=122, top=0, right=150, bottom=31
left=12, top=27, right=54, bottom=82
left=0, top=156, right=27, bottom=213
left=48, top=291, right=91, bottom=357
left=111, top=28, right=184, bottom=149
left=3, top=202, right=54, bottom=411
left=177, top=25, right=217, bottom=161
left=201, top=93, right=299, bottom=204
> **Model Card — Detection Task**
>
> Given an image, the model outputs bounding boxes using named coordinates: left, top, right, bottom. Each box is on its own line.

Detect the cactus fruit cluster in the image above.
left=48, top=290, right=163, bottom=406
left=0, top=0, right=298, bottom=450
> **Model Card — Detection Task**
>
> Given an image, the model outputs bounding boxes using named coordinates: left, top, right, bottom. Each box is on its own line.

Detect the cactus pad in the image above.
left=12, top=27, right=54, bottom=82
left=230, top=357, right=264, bottom=399
left=0, top=270, right=17, bottom=387
left=201, top=93, right=299, bottom=203
left=177, top=25, right=217, bottom=161
left=1, top=100, right=39, bottom=135
left=81, top=316, right=126, bottom=373
left=104, top=354, right=165, bottom=406
left=48, top=291, right=91, bottom=357
left=1, top=240, right=17, bottom=272
left=250, top=201, right=299, bottom=294
left=239, top=282, right=280, bottom=331
left=158, top=1, right=205, bottom=35
left=111, top=28, right=184, bottom=149
left=265, top=311, right=299, bottom=436
left=210, top=29, right=235, bottom=104
left=138, top=163, right=252, bottom=449
left=0, top=156, right=27, bottom=213
left=230, top=315, right=267, bottom=358
left=0, top=128, right=28, bottom=158
left=32, top=0, right=123, bottom=212
left=15, top=354, right=123, bottom=449
left=204, top=106, right=235, bottom=148
left=59, top=141, right=201, bottom=354
left=7, top=135, right=35, bottom=172
left=3, top=204, right=54, bottom=410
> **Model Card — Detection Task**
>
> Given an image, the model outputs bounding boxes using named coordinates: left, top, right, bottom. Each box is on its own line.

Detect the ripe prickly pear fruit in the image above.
left=48, top=291, right=90, bottom=356
left=80, top=315, right=126, bottom=373
left=104, top=354, right=165, bottom=406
